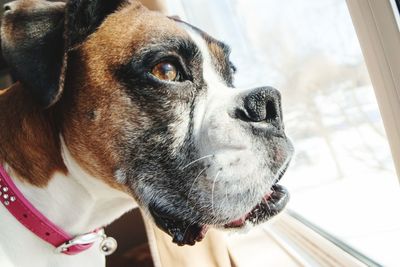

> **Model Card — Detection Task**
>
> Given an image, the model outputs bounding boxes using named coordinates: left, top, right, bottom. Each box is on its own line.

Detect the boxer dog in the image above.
left=0, top=0, right=293, bottom=266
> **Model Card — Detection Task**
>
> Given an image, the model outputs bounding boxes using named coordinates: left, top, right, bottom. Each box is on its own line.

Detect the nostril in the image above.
left=265, top=99, right=278, bottom=122
left=238, top=87, right=283, bottom=129
left=4, top=4, right=11, bottom=12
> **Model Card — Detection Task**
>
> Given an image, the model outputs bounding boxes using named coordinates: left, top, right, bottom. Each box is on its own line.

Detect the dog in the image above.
left=0, top=0, right=293, bottom=266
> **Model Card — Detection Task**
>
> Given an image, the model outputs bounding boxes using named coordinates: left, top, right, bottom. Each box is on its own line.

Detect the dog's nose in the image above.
left=237, top=87, right=283, bottom=130
left=3, top=2, right=14, bottom=13
left=4, top=4, right=11, bottom=12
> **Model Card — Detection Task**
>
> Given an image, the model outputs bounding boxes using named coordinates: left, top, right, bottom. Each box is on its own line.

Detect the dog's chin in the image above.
left=149, top=171, right=290, bottom=246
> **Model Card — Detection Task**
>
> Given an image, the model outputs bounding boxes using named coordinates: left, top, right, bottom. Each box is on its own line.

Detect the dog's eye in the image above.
left=151, top=62, right=179, bottom=82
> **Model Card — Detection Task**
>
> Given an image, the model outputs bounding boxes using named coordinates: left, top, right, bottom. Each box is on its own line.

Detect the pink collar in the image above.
left=0, top=165, right=117, bottom=255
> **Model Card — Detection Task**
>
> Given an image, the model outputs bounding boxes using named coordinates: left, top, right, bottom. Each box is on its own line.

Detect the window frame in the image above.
left=266, top=211, right=378, bottom=267
left=346, top=0, right=400, bottom=182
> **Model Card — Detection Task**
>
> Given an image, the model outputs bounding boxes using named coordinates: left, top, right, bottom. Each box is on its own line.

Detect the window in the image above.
left=166, top=0, right=400, bottom=266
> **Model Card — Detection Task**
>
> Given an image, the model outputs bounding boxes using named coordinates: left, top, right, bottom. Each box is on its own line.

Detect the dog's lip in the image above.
left=223, top=163, right=291, bottom=228
left=223, top=184, right=289, bottom=228
left=149, top=184, right=289, bottom=246
left=149, top=207, right=210, bottom=246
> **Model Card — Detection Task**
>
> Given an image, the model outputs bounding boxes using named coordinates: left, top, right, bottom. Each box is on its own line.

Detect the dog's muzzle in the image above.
left=149, top=86, right=292, bottom=246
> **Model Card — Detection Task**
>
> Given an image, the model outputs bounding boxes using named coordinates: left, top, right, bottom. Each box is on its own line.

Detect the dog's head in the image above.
left=1, top=0, right=293, bottom=245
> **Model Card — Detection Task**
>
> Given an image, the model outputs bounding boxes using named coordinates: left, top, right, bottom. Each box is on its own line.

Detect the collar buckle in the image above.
left=55, top=230, right=105, bottom=254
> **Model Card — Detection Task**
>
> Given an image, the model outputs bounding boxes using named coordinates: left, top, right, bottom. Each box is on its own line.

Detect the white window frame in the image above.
left=346, top=0, right=400, bottom=182
left=267, top=211, right=381, bottom=267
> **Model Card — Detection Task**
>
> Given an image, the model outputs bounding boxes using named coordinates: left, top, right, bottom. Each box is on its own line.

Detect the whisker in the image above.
left=265, top=192, right=272, bottom=210
left=181, top=221, right=194, bottom=242
left=211, top=170, right=222, bottom=216
left=181, top=154, right=213, bottom=170
left=224, top=186, right=229, bottom=206
left=186, top=166, right=209, bottom=207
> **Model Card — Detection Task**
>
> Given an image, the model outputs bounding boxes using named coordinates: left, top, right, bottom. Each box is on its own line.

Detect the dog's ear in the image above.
left=65, top=0, right=129, bottom=48
left=1, top=0, right=66, bottom=107
left=1, top=0, right=130, bottom=108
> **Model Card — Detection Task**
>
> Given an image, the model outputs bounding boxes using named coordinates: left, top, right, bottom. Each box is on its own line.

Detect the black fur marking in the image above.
left=1, top=6, right=65, bottom=107
left=65, top=0, right=128, bottom=47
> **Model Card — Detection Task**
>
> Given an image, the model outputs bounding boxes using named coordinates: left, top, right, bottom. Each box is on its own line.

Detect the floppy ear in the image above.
left=1, top=0, right=129, bottom=108
left=1, top=0, right=66, bottom=107
left=65, top=0, right=129, bottom=48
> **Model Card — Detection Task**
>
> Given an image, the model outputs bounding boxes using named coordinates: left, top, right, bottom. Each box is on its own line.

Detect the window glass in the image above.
left=166, top=0, right=400, bottom=265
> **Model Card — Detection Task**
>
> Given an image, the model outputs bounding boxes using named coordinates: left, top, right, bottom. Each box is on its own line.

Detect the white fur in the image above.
left=186, top=28, right=261, bottom=178
left=0, top=139, right=137, bottom=267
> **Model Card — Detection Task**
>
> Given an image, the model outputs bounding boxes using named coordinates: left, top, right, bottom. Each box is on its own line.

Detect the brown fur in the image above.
left=207, top=41, right=228, bottom=70
left=0, top=83, right=67, bottom=187
left=59, top=4, right=189, bottom=190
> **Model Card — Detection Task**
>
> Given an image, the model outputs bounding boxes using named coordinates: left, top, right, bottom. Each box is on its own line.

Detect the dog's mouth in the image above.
left=149, top=183, right=289, bottom=246
left=223, top=184, right=289, bottom=228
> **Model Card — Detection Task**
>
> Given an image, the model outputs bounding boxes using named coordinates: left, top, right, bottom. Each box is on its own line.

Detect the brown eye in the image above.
left=151, top=62, right=178, bottom=81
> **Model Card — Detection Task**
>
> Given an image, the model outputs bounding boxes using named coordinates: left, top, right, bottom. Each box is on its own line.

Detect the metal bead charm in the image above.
left=10, top=196, right=16, bottom=202
left=3, top=194, right=8, bottom=199
left=2, top=187, right=8, bottom=192
left=4, top=200, right=9, bottom=206
left=99, top=237, right=117, bottom=256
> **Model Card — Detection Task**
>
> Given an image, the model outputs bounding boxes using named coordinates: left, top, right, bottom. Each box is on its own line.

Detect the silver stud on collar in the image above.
left=2, top=186, right=8, bottom=192
left=100, top=236, right=118, bottom=256
left=4, top=200, right=9, bottom=206
left=3, top=193, right=9, bottom=199
left=10, top=196, right=16, bottom=202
